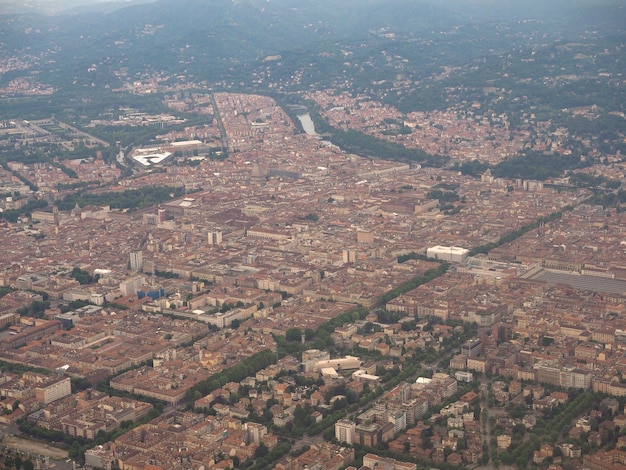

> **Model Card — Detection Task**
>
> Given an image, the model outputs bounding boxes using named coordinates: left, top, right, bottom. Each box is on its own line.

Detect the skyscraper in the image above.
left=130, top=250, right=143, bottom=272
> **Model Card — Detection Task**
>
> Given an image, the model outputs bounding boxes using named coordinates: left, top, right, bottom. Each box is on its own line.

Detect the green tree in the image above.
left=70, top=267, right=96, bottom=285
left=69, top=441, right=82, bottom=458
left=285, top=328, right=302, bottom=342
left=254, top=442, right=269, bottom=458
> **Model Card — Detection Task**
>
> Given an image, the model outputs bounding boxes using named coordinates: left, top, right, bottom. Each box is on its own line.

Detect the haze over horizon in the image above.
left=3, top=0, right=624, bottom=17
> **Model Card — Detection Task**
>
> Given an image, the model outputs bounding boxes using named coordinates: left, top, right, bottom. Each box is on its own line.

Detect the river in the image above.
left=296, top=113, right=317, bottom=136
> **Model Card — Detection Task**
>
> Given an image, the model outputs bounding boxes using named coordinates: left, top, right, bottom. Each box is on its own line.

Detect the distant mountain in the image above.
left=1, top=0, right=465, bottom=86
left=1, top=0, right=624, bottom=90
left=61, top=0, right=463, bottom=56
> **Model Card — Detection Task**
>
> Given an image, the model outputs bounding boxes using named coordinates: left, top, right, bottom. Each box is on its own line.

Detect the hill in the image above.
left=1, top=0, right=622, bottom=89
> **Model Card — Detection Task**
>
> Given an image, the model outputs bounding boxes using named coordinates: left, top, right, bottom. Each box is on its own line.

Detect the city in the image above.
left=0, top=1, right=625, bottom=470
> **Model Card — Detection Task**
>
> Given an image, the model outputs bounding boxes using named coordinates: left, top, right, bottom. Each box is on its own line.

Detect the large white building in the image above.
left=312, top=356, right=361, bottom=372
left=130, top=147, right=173, bottom=166
left=426, top=245, right=469, bottom=263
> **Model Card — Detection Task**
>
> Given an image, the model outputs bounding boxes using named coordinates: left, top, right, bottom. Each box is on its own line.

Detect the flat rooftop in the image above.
left=533, top=269, right=626, bottom=295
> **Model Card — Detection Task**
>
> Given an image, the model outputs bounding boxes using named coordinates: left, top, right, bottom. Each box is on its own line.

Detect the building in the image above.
left=205, top=305, right=256, bottom=329
left=460, top=339, right=482, bottom=358
left=426, top=245, right=469, bottom=263
left=0, top=313, right=18, bottom=329
left=208, top=230, right=223, bottom=245
left=35, top=376, right=72, bottom=405
left=536, top=365, right=591, bottom=390
left=355, top=423, right=381, bottom=447
left=130, top=250, right=143, bottom=272
left=301, top=349, right=331, bottom=372
left=497, top=434, right=512, bottom=449
left=342, top=249, right=357, bottom=264
left=137, top=286, right=165, bottom=301
left=583, top=449, right=626, bottom=470
left=455, top=371, right=474, bottom=383
left=352, top=370, right=382, bottom=384
left=312, top=356, right=361, bottom=372
left=335, top=419, right=356, bottom=444
left=536, top=364, right=561, bottom=387
left=466, top=357, right=488, bottom=374
left=357, top=230, right=374, bottom=244
left=245, top=422, right=268, bottom=444
left=2, top=320, right=61, bottom=349
left=388, top=410, right=407, bottom=434
left=130, top=146, right=173, bottom=166
left=362, top=453, right=417, bottom=470
left=561, top=367, right=592, bottom=390
left=120, top=276, right=146, bottom=297
left=247, top=226, right=290, bottom=241
left=85, top=445, right=116, bottom=470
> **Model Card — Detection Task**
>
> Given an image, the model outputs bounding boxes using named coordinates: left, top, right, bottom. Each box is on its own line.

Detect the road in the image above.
left=479, top=380, right=509, bottom=470
left=479, top=382, right=495, bottom=469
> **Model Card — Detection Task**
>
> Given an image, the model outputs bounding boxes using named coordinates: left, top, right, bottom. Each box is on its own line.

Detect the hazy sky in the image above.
left=0, top=0, right=157, bottom=15
left=2, top=0, right=622, bottom=19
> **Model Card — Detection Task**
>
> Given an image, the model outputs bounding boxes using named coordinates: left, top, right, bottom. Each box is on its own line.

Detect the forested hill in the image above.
left=3, top=0, right=463, bottom=61
left=1, top=0, right=624, bottom=90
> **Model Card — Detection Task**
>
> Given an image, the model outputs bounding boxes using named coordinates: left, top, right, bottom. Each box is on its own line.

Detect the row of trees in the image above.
left=495, top=392, right=595, bottom=468
left=245, top=442, right=291, bottom=470
left=153, top=269, right=180, bottom=279
left=590, top=188, right=626, bottom=209
left=184, top=349, right=276, bottom=402
left=469, top=208, right=568, bottom=257
left=1, top=454, right=34, bottom=470
left=0, top=360, right=50, bottom=377
left=308, top=110, right=445, bottom=167
left=348, top=383, right=481, bottom=470
left=331, top=128, right=444, bottom=167
left=426, top=188, right=461, bottom=204
left=567, top=171, right=622, bottom=190
left=491, top=150, right=591, bottom=181
left=56, top=185, right=185, bottom=212
left=0, top=199, right=48, bottom=223
left=279, top=265, right=452, bottom=361
left=378, top=262, right=449, bottom=306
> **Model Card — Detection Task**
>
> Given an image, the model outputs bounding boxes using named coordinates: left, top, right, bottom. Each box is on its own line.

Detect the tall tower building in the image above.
left=342, top=249, right=357, bottom=264
left=158, top=208, right=167, bottom=224
left=335, top=419, right=355, bottom=445
left=129, top=250, right=143, bottom=272
left=208, top=230, right=223, bottom=245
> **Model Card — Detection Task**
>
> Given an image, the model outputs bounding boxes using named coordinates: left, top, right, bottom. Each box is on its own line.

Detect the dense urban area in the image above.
left=0, top=1, right=625, bottom=470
